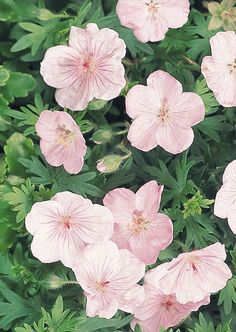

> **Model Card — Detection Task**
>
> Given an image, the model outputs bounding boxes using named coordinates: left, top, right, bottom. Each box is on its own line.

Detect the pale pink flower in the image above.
left=25, top=192, right=114, bottom=267
left=201, top=31, right=236, bottom=107
left=126, top=70, right=205, bottom=154
left=116, top=0, right=190, bottom=43
left=72, top=241, right=145, bottom=319
left=36, top=110, right=87, bottom=174
left=132, top=265, right=210, bottom=332
left=40, top=24, right=126, bottom=111
left=103, top=181, right=173, bottom=265
left=214, top=160, right=236, bottom=234
left=158, top=243, right=232, bottom=304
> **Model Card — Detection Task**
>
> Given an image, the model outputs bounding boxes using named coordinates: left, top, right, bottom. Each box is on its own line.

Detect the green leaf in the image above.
left=218, top=278, right=236, bottom=315
left=0, top=280, right=40, bottom=330
left=79, top=315, right=133, bottom=332
left=0, top=72, right=36, bottom=103
left=3, top=179, right=35, bottom=224
left=195, top=79, right=219, bottom=114
left=4, top=133, right=35, bottom=177
left=185, top=214, right=219, bottom=248
left=4, top=94, right=48, bottom=136
left=0, top=66, right=10, bottom=86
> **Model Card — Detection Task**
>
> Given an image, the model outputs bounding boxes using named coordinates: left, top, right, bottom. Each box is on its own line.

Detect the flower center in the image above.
left=56, top=125, right=75, bottom=146
left=146, top=0, right=159, bottom=13
left=221, top=9, right=235, bottom=20
left=161, top=295, right=175, bottom=310
left=128, top=211, right=150, bottom=234
left=95, top=280, right=110, bottom=293
left=228, top=62, right=236, bottom=74
left=158, top=99, right=169, bottom=122
left=186, top=255, right=200, bottom=272
left=83, top=58, right=96, bottom=73
left=60, top=216, right=72, bottom=229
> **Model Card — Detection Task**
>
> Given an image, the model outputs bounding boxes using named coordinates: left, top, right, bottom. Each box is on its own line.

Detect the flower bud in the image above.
left=96, top=155, right=123, bottom=174
left=88, top=99, right=108, bottom=110
left=92, top=130, right=113, bottom=144
left=39, top=9, right=56, bottom=20
left=43, top=274, right=66, bottom=290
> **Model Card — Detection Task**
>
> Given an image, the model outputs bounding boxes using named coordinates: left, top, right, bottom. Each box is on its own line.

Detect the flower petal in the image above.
left=128, top=114, right=159, bottom=152
left=40, top=46, right=79, bottom=88
left=156, top=123, right=194, bottom=154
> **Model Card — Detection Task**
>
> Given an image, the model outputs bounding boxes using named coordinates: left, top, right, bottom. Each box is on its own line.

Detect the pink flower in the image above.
left=201, top=31, right=236, bottom=107
left=40, top=24, right=126, bottom=111
left=126, top=70, right=205, bottom=154
left=158, top=243, right=232, bottom=304
left=116, top=0, right=190, bottom=43
left=132, top=265, right=209, bottom=332
left=214, top=160, right=236, bottom=234
left=25, top=191, right=114, bottom=267
left=72, top=241, right=145, bottom=318
left=103, top=181, right=173, bottom=265
left=36, top=110, right=87, bottom=174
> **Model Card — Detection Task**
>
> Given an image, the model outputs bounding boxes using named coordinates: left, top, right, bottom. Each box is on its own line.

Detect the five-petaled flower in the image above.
left=72, top=241, right=145, bottom=318
left=202, top=31, right=236, bottom=107
left=126, top=70, right=205, bottom=154
left=103, top=181, right=173, bottom=265
left=116, top=0, right=190, bottom=43
left=25, top=191, right=114, bottom=267
left=158, top=242, right=232, bottom=304
left=36, top=110, right=87, bottom=174
left=214, top=160, right=236, bottom=234
left=40, top=23, right=126, bottom=111
left=132, top=264, right=209, bottom=332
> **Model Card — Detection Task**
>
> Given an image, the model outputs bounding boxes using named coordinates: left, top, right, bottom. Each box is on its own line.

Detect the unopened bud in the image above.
left=43, top=275, right=66, bottom=290
left=39, top=9, right=56, bottom=20
left=88, top=99, right=108, bottom=110
left=6, top=175, right=24, bottom=186
left=97, top=155, right=123, bottom=174
left=92, top=130, right=113, bottom=144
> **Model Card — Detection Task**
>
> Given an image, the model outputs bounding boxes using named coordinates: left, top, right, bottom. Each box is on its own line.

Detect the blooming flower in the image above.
left=206, top=0, right=236, bottom=31
left=25, top=191, right=114, bottom=267
left=36, top=110, right=87, bottom=174
left=126, top=70, right=205, bottom=154
left=158, top=242, right=232, bottom=304
left=116, top=0, right=190, bottom=43
left=40, top=24, right=126, bottom=111
left=214, top=160, right=236, bottom=233
left=132, top=265, right=210, bottom=332
left=103, top=181, right=173, bottom=265
left=72, top=241, right=145, bottom=318
left=201, top=31, right=236, bottom=107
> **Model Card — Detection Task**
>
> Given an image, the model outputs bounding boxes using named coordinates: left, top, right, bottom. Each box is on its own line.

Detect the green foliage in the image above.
left=15, top=296, right=132, bottom=332
left=0, top=0, right=236, bottom=331
left=218, top=278, right=236, bottom=315
left=4, top=94, right=48, bottom=136
left=188, top=313, right=232, bottom=332
left=183, top=191, right=214, bottom=219
left=0, top=66, right=35, bottom=107
left=4, top=133, right=35, bottom=177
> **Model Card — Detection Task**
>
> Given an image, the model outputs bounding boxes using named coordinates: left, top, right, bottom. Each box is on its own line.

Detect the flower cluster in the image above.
left=23, top=3, right=236, bottom=331
left=26, top=181, right=232, bottom=330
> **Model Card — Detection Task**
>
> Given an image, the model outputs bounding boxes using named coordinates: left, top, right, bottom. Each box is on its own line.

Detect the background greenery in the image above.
left=0, top=0, right=235, bottom=331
